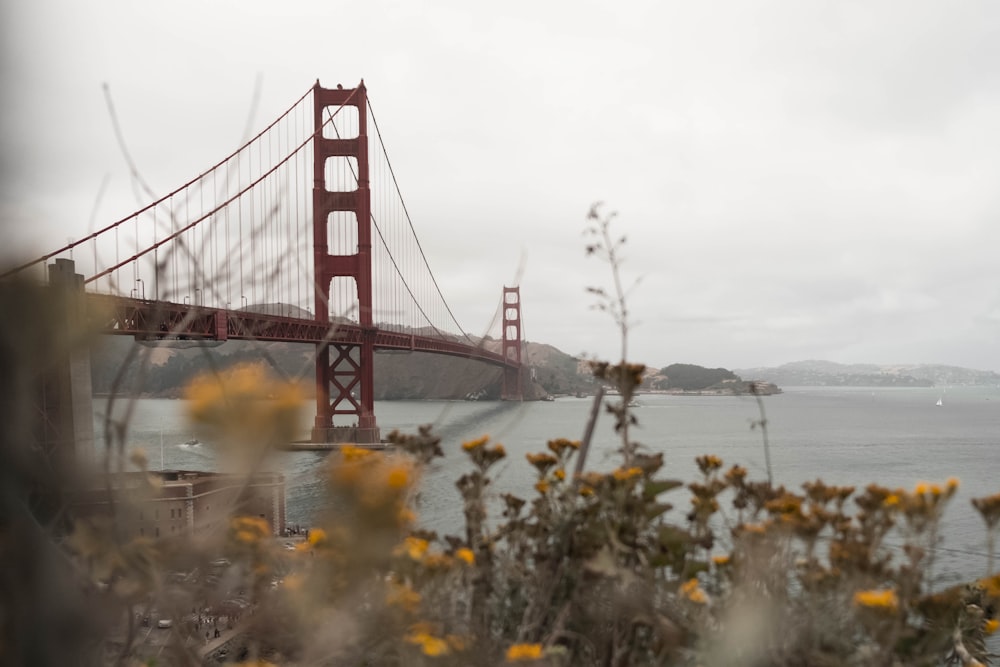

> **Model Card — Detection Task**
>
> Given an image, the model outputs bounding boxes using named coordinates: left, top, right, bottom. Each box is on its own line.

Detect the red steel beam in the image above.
left=87, top=293, right=516, bottom=367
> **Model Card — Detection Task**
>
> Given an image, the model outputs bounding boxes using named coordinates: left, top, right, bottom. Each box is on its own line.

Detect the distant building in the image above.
left=71, top=470, right=286, bottom=539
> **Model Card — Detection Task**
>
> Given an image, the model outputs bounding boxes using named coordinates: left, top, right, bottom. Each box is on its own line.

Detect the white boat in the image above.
left=935, top=397, right=943, bottom=407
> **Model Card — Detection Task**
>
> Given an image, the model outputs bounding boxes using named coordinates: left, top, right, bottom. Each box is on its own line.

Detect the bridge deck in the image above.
left=89, top=293, right=516, bottom=368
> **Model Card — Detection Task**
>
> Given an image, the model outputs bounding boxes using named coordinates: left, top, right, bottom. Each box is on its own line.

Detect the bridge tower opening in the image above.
left=311, top=81, right=379, bottom=444
left=501, top=286, right=523, bottom=400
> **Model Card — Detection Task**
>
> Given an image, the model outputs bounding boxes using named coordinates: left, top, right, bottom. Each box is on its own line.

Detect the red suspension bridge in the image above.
left=6, top=80, right=524, bottom=444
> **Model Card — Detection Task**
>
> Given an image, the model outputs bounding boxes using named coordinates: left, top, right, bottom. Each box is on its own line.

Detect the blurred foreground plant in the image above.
left=6, top=212, right=1000, bottom=667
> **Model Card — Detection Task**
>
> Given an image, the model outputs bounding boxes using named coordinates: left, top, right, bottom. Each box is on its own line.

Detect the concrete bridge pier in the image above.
left=38, top=258, right=95, bottom=471
left=310, top=424, right=381, bottom=445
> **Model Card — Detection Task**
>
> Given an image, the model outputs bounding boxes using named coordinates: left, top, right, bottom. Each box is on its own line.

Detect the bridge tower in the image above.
left=311, top=81, right=379, bottom=443
left=501, top=286, right=524, bottom=400
left=23, top=259, right=96, bottom=473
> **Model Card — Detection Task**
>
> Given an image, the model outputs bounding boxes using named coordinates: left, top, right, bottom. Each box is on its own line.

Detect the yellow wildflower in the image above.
left=455, top=547, right=475, bottom=566
left=526, top=452, right=558, bottom=473
left=308, top=527, right=328, bottom=546
left=984, top=618, right=999, bottom=635
left=980, top=574, right=1000, bottom=598
left=506, top=643, right=544, bottom=661
left=579, top=485, right=594, bottom=497
left=884, top=494, right=900, bottom=507
left=404, top=630, right=450, bottom=656
left=725, top=465, right=748, bottom=484
left=340, top=444, right=375, bottom=461
left=914, top=482, right=930, bottom=496
left=612, top=467, right=643, bottom=481
left=386, top=582, right=421, bottom=612
left=680, top=578, right=707, bottom=603
left=696, top=454, right=723, bottom=474
left=185, top=372, right=225, bottom=420
left=553, top=468, right=566, bottom=481
left=712, top=554, right=731, bottom=566
left=535, top=480, right=550, bottom=494
left=547, top=438, right=580, bottom=455
left=396, top=536, right=430, bottom=561
left=462, top=436, right=489, bottom=451
left=386, top=463, right=412, bottom=490
left=765, top=493, right=803, bottom=516
left=397, top=507, right=417, bottom=527
left=231, top=516, right=270, bottom=544
left=184, top=364, right=302, bottom=441
left=853, top=588, right=899, bottom=613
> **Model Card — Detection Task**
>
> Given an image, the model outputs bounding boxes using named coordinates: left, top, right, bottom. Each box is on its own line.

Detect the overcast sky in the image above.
left=2, top=1, right=998, bottom=372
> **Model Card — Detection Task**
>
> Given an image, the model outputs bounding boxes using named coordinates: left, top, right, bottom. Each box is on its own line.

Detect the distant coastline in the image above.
left=734, top=360, right=1000, bottom=388
left=642, top=382, right=782, bottom=397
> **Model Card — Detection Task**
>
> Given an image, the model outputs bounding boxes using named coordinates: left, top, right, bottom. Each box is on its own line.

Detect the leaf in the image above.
left=657, top=525, right=694, bottom=553
left=644, top=479, right=684, bottom=500
left=644, top=502, right=673, bottom=520
left=683, top=560, right=710, bottom=579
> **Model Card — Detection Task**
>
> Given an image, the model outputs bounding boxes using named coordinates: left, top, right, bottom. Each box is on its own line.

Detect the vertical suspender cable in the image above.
left=368, top=99, right=473, bottom=343
left=295, top=100, right=301, bottom=311
left=264, top=124, right=268, bottom=306
left=152, top=207, right=158, bottom=299
left=225, top=160, right=231, bottom=307
left=185, top=193, right=191, bottom=302
left=114, top=225, right=119, bottom=294
left=252, top=133, right=258, bottom=306
left=239, top=151, right=244, bottom=306
left=268, top=124, right=274, bottom=306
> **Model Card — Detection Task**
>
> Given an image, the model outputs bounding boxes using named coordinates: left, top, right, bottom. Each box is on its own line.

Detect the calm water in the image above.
left=94, top=385, right=1000, bottom=588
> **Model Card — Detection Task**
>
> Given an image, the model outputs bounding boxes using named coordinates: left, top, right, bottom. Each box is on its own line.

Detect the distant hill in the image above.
left=654, top=363, right=739, bottom=390
left=90, top=335, right=597, bottom=400
left=644, top=363, right=781, bottom=395
left=735, top=360, right=1000, bottom=387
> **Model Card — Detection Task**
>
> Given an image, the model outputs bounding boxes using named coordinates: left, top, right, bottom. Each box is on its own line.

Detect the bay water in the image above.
left=94, top=385, right=1000, bottom=589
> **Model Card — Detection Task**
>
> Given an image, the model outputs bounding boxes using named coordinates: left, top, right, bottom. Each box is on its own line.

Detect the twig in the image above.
left=575, top=386, right=605, bottom=476
left=750, top=381, right=773, bottom=486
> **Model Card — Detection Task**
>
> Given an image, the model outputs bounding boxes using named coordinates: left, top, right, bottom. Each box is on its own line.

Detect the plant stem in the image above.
left=575, top=386, right=605, bottom=477
left=751, top=382, right=773, bottom=487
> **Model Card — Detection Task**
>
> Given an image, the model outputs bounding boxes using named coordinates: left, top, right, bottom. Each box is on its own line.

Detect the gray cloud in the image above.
left=3, top=0, right=998, bottom=372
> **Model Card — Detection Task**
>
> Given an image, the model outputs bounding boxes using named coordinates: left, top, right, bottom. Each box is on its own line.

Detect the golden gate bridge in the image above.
left=4, top=80, right=524, bottom=444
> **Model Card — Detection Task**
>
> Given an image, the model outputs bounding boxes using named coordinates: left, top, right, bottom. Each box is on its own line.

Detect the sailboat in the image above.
left=935, top=396, right=943, bottom=407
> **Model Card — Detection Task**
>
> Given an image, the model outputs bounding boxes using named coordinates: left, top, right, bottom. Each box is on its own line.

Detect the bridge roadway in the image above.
left=89, top=293, right=515, bottom=368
